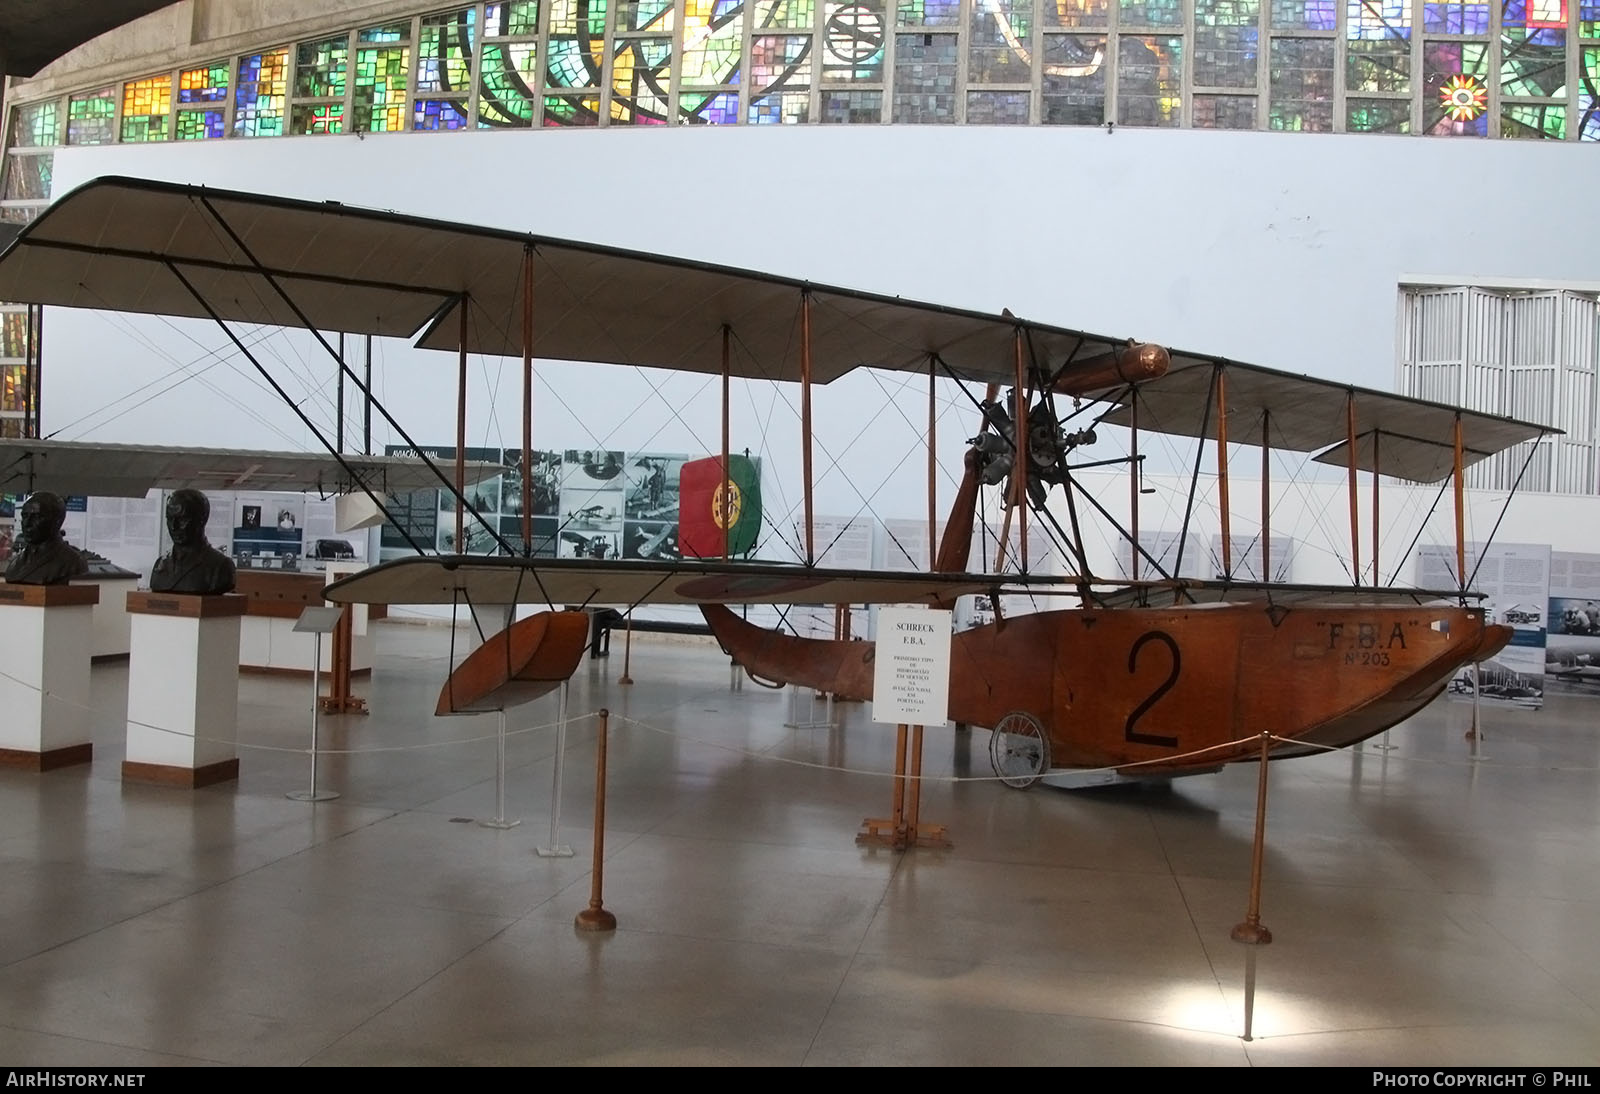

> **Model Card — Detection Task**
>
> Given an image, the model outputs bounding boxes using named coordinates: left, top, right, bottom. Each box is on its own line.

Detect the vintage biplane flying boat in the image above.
left=0, top=176, right=1553, bottom=778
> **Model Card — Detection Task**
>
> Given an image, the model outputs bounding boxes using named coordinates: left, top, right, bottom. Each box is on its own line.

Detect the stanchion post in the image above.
left=1230, top=731, right=1274, bottom=945
left=576, top=709, right=617, bottom=931
left=537, top=681, right=574, bottom=857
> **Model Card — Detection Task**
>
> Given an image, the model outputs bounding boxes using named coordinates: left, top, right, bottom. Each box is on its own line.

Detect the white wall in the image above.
left=34, top=123, right=1600, bottom=560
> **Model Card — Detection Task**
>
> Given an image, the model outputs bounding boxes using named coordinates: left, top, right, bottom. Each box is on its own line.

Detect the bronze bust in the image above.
left=150, top=488, right=236, bottom=595
left=3, top=491, right=88, bottom=586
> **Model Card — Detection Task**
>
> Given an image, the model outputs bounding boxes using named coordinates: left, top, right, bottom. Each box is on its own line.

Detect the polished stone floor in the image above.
left=1, top=621, right=1597, bottom=1066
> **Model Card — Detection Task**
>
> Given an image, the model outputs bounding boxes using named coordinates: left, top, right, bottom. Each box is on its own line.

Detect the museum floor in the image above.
left=1, top=621, right=1597, bottom=1067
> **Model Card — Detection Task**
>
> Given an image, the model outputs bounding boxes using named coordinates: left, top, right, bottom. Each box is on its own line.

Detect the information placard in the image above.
left=871, top=606, right=953, bottom=726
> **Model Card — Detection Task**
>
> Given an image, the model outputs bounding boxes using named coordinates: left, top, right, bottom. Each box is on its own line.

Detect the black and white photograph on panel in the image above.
left=623, top=453, right=687, bottom=521
left=499, top=449, right=562, bottom=518
left=563, top=449, right=625, bottom=490
left=1545, top=551, right=1600, bottom=698
left=499, top=514, right=560, bottom=558
left=624, top=520, right=680, bottom=561
left=559, top=529, right=620, bottom=560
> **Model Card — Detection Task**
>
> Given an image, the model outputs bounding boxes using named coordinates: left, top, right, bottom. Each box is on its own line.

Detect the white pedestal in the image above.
left=123, top=592, right=247, bottom=788
left=0, top=583, right=99, bottom=770
left=84, top=575, right=136, bottom=659
left=239, top=614, right=374, bottom=674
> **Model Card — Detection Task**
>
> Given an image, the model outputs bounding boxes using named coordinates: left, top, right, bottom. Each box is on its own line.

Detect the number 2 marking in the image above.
left=1125, top=631, right=1180, bottom=748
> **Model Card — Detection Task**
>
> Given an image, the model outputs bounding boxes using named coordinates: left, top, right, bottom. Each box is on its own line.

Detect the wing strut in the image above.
left=193, top=195, right=516, bottom=558
left=161, top=260, right=428, bottom=556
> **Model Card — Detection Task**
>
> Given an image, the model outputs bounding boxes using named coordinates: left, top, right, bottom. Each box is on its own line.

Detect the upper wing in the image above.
left=322, top=555, right=1077, bottom=607
left=0, top=176, right=1151, bottom=387
left=0, top=438, right=504, bottom=499
left=1094, top=356, right=1553, bottom=484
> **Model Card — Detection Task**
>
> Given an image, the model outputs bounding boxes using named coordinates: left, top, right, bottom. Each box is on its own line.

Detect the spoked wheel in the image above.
left=989, top=710, right=1051, bottom=789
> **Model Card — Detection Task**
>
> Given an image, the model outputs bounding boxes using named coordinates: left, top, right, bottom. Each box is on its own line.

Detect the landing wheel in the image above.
left=989, top=711, right=1051, bottom=789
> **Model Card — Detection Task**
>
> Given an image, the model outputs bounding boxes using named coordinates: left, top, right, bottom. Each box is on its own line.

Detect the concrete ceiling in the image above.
left=0, top=1, right=184, bottom=77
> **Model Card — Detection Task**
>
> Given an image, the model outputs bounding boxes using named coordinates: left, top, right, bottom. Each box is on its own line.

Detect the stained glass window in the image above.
left=176, top=110, right=226, bottom=140
left=544, top=93, right=603, bottom=125
left=547, top=37, right=605, bottom=87
left=749, top=35, right=814, bottom=122
left=235, top=49, right=289, bottom=137
left=481, top=43, right=540, bottom=125
left=1348, top=0, right=1411, bottom=38
left=414, top=99, right=472, bottom=129
left=967, top=89, right=1031, bottom=121
left=1, top=155, right=50, bottom=201
left=820, top=89, right=884, bottom=120
left=681, top=0, right=745, bottom=87
left=295, top=35, right=349, bottom=98
left=420, top=8, right=477, bottom=95
left=1271, top=0, right=1337, bottom=28
left=612, top=37, right=675, bottom=123
left=1041, top=33, right=1107, bottom=123
left=0, top=313, right=25, bottom=359
left=1347, top=97, right=1411, bottom=131
left=356, top=42, right=411, bottom=132
left=897, top=0, right=962, bottom=27
left=551, top=0, right=609, bottom=35
left=13, top=101, right=60, bottom=148
left=755, top=0, right=817, bottom=28
left=617, top=0, right=678, bottom=30
left=121, top=76, right=173, bottom=143
left=487, top=1, right=543, bottom=36
left=1423, top=1, right=1491, bottom=32
left=1501, top=6, right=1567, bottom=101
left=360, top=22, right=407, bottom=42
left=1582, top=47, right=1600, bottom=140
left=822, top=1, right=887, bottom=81
left=1117, top=34, right=1183, bottom=124
left=893, top=33, right=960, bottom=120
left=1194, top=0, right=1260, bottom=87
left=1583, top=0, right=1600, bottom=34
left=1424, top=40, right=1489, bottom=134
left=178, top=63, right=229, bottom=104
left=969, top=0, right=1035, bottom=82
left=1193, top=93, right=1257, bottom=126
left=1502, top=101, right=1567, bottom=136
left=292, top=103, right=346, bottom=134
left=66, top=89, right=116, bottom=146
left=679, top=90, right=742, bottom=122
left=1044, top=0, right=1110, bottom=27
left=1119, top=0, right=1184, bottom=26
left=1269, top=37, right=1334, bottom=129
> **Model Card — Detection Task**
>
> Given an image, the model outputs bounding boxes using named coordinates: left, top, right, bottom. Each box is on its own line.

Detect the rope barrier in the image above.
left=4, top=662, right=1597, bottom=776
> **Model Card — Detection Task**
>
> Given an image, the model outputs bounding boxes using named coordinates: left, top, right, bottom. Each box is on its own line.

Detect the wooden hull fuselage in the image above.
left=435, top=610, right=591, bottom=715
left=702, top=602, right=1510, bottom=773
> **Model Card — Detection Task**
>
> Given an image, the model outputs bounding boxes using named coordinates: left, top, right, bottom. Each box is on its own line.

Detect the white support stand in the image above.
left=122, top=592, right=247, bottom=788
left=479, top=603, right=521, bottom=830
left=288, top=606, right=343, bottom=803
left=784, top=684, right=836, bottom=729
left=479, top=708, right=521, bottom=830
left=0, top=583, right=99, bottom=770
left=537, top=681, right=574, bottom=857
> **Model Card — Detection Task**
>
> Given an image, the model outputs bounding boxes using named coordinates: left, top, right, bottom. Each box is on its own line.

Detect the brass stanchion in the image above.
left=1230, top=731, right=1274, bottom=945
left=575, top=709, right=617, bottom=932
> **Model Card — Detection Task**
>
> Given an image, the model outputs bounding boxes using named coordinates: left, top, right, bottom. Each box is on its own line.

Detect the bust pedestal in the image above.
left=0, top=583, right=100, bottom=770
left=123, top=591, right=248, bottom=788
